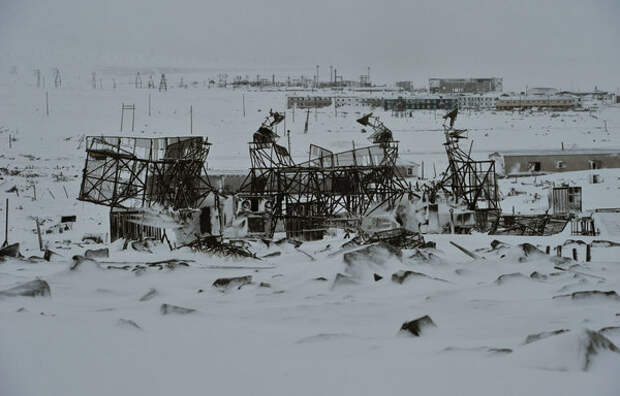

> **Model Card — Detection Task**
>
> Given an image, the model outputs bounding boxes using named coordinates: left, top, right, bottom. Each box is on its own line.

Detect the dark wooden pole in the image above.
left=35, top=217, right=43, bottom=251
left=3, top=198, right=8, bottom=246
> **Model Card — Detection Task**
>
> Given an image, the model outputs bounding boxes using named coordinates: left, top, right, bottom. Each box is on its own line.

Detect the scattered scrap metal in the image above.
left=180, top=235, right=257, bottom=259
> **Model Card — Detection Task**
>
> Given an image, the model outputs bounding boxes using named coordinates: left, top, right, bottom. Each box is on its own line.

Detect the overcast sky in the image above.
left=1, top=0, right=618, bottom=90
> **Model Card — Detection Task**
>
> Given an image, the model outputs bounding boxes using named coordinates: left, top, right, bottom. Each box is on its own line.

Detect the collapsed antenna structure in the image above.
left=435, top=108, right=500, bottom=216
left=135, top=72, right=143, bottom=89
left=238, top=113, right=413, bottom=239
left=54, top=68, right=61, bottom=88
left=159, top=74, right=167, bottom=91
left=356, top=113, right=393, bottom=144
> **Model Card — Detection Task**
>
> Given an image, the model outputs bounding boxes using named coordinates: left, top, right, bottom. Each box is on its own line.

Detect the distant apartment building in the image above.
left=495, top=96, right=577, bottom=110
left=332, top=96, right=383, bottom=108
left=456, top=95, right=497, bottom=109
left=490, top=148, right=620, bottom=177
left=384, top=96, right=457, bottom=111
left=288, top=94, right=458, bottom=110
left=429, top=78, right=503, bottom=94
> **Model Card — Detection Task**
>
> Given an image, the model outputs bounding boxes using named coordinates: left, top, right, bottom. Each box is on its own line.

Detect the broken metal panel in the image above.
left=308, top=144, right=333, bottom=167
left=490, top=214, right=568, bottom=236
left=109, top=209, right=163, bottom=242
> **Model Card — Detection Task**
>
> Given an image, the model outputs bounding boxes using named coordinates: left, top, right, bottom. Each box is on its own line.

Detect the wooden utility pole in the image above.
left=34, top=69, right=41, bottom=88
left=242, top=94, right=246, bottom=117
left=45, top=91, right=49, bottom=116
left=120, top=103, right=136, bottom=132
left=148, top=93, right=151, bottom=117
left=287, top=130, right=291, bottom=155
left=3, top=198, right=8, bottom=247
left=304, top=108, right=310, bottom=133
left=35, top=217, right=43, bottom=251
left=190, top=105, right=193, bottom=134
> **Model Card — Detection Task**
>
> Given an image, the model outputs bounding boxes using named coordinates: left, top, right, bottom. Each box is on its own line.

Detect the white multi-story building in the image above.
left=456, top=95, right=498, bottom=109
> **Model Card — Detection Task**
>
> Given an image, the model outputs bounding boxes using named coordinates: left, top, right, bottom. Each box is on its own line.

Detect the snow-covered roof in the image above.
left=491, top=148, right=620, bottom=157
left=396, top=158, right=420, bottom=167
left=497, top=95, right=576, bottom=101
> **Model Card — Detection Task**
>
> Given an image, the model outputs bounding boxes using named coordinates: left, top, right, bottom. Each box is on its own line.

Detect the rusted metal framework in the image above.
left=78, top=136, right=213, bottom=210
left=238, top=112, right=413, bottom=239
left=436, top=109, right=500, bottom=212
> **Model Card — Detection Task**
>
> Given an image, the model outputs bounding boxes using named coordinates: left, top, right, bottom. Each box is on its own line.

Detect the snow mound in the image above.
left=0, top=279, right=51, bottom=298
left=513, top=328, right=620, bottom=371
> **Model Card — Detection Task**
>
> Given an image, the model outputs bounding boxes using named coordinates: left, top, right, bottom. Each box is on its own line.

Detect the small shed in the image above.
left=395, top=159, right=420, bottom=179
left=549, top=186, right=582, bottom=216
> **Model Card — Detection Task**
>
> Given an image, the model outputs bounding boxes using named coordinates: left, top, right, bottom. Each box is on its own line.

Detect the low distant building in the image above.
left=287, top=96, right=332, bottom=109
left=558, top=90, right=609, bottom=101
left=527, top=87, right=558, bottom=96
left=395, top=159, right=419, bottom=179
left=495, top=96, right=577, bottom=110
left=490, top=148, right=620, bottom=177
left=395, top=81, right=414, bottom=92
left=429, top=78, right=503, bottom=94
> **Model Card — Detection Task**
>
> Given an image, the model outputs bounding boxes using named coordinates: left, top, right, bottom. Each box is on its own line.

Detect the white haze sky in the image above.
left=1, top=0, right=618, bottom=91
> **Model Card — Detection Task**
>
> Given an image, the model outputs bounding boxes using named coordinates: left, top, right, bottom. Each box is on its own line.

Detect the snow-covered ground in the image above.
left=1, top=72, right=619, bottom=395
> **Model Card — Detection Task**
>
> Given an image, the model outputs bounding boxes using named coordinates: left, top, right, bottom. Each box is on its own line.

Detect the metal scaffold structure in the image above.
left=78, top=136, right=214, bottom=210
left=238, top=112, right=413, bottom=239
